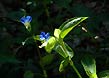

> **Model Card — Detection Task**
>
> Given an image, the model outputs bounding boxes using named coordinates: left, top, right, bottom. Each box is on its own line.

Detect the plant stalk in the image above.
left=69, top=60, right=82, bottom=78
left=60, top=39, right=82, bottom=78
left=36, top=42, right=48, bottom=78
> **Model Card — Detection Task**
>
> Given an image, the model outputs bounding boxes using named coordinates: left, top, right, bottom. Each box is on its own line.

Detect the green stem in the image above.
left=60, top=40, right=69, bottom=57
left=59, top=39, right=82, bottom=78
left=90, top=73, right=98, bottom=78
left=69, top=60, right=82, bottom=78
left=24, top=22, right=47, bottom=77
left=36, top=43, right=48, bottom=78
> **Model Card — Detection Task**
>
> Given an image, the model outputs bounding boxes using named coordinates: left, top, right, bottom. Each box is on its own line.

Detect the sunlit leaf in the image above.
left=59, top=17, right=88, bottom=38
left=45, top=37, right=56, bottom=53
left=54, top=29, right=61, bottom=38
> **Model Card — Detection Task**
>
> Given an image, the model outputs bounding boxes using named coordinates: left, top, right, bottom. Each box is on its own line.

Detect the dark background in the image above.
left=0, top=0, right=109, bottom=78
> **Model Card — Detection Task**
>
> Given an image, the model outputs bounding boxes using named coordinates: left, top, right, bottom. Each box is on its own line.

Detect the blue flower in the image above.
left=20, top=16, right=32, bottom=24
left=20, top=16, right=32, bottom=31
left=39, top=32, right=50, bottom=48
left=40, top=32, right=50, bottom=41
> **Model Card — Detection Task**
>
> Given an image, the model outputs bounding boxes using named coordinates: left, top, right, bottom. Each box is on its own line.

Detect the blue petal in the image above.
left=25, top=16, right=32, bottom=22
left=40, top=32, right=50, bottom=41
left=20, top=17, right=26, bottom=24
left=40, top=32, right=46, bottom=36
left=20, top=16, right=32, bottom=24
left=45, top=33, right=50, bottom=39
left=40, top=35, right=45, bottom=40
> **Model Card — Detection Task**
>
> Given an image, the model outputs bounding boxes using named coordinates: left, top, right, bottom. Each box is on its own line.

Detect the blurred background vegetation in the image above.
left=0, top=0, right=109, bottom=78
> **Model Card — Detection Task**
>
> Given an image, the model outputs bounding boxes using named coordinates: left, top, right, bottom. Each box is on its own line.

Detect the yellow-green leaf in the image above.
left=59, top=17, right=88, bottom=38
left=45, top=37, right=56, bottom=53
left=54, top=29, right=61, bottom=38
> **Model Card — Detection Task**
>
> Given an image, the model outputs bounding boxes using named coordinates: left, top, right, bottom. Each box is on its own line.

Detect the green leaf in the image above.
left=98, top=70, right=109, bottom=78
left=81, top=55, right=97, bottom=78
left=54, top=44, right=68, bottom=58
left=59, top=17, right=88, bottom=38
left=40, top=54, right=54, bottom=66
left=45, top=37, right=56, bottom=53
left=24, top=70, right=34, bottom=78
left=65, top=43, right=74, bottom=58
left=33, top=35, right=40, bottom=41
left=59, top=57, right=69, bottom=72
left=54, top=42, right=74, bottom=58
left=54, top=29, right=61, bottom=38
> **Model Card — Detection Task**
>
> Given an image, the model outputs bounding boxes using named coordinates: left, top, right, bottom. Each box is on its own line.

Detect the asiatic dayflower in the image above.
left=39, top=32, right=50, bottom=48
left=20, top=16, right=32, bottom=31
